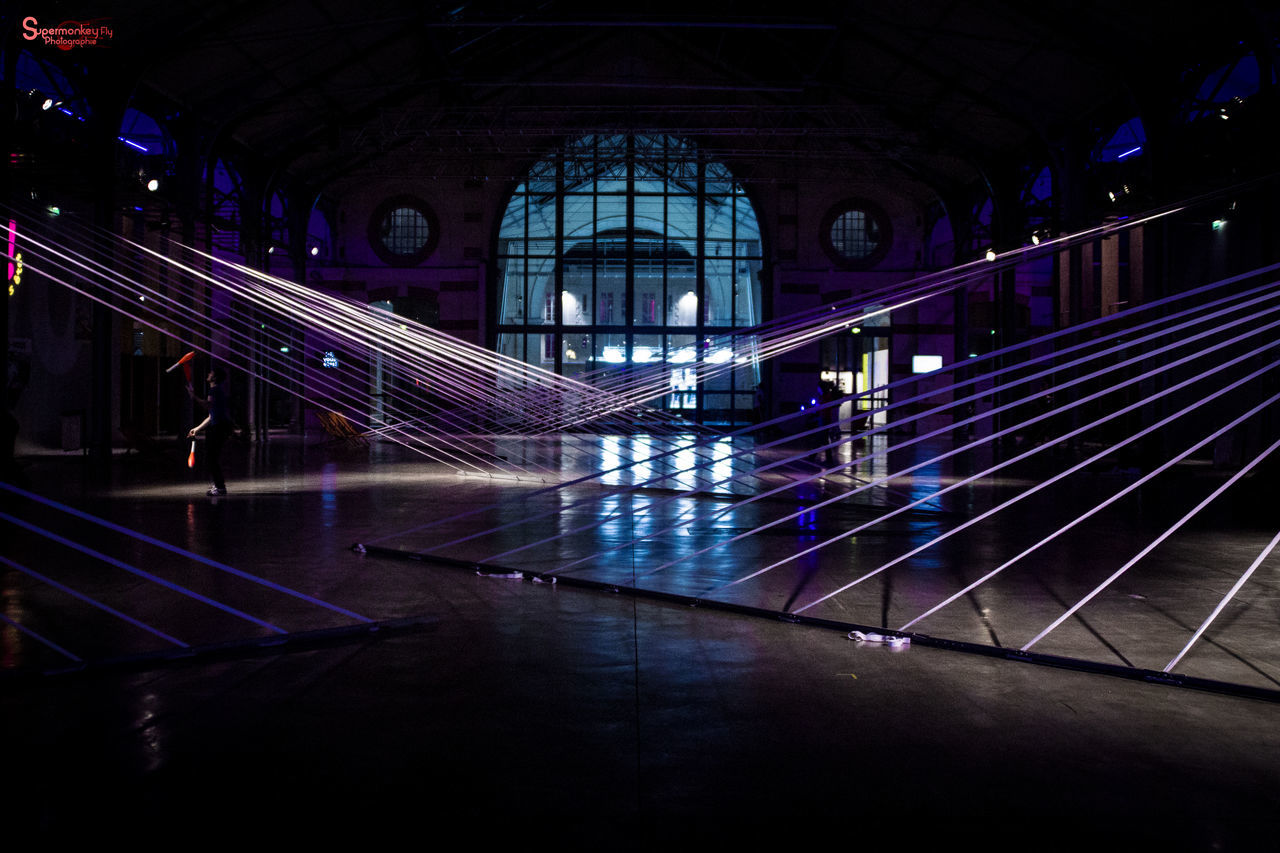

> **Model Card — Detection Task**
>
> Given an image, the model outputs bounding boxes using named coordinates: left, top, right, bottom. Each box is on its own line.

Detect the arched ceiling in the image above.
left=10, top=1, right=1278, bottom=195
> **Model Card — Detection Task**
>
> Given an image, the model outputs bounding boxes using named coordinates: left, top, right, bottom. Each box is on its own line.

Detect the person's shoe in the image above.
left=207, top=487, right=226, bottom=496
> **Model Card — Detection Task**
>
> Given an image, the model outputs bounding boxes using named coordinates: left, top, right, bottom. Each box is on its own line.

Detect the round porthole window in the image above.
left=369, top=195, right=439, bottom=266
left=821, top=199, right=891, bottom=268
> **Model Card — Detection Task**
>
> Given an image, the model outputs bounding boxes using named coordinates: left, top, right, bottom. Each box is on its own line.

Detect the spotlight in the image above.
left=267, top=246, right=275, bottom=254
left=41, top=98, right=54, bottom=111
left=309, top=246, right=319, bottom=256
left=985, top=248, right=996, bottom=262
left=1031, top=233, right=1041, bottom=245
left=146, top=178, right=159, bottom=192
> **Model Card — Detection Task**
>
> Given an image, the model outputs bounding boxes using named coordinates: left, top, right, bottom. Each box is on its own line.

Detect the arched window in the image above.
left=1022, top=165, right=1054, bottom=240
left=203, top=158, right=244, bottom=258
left=307, top=205, right=333, bottom=264
left=1182, top=53, right=1270, bottom=123
left=1097, top=117, right=1146, bottom=162
left=12, top=50, right=90, bottom=118
left=117, top=107, right=177, bottom=200
left=495, top=134, right=764, bottom=424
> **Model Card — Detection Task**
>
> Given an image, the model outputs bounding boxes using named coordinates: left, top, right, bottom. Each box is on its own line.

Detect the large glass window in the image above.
left=495, top=135, right=764, bottom=424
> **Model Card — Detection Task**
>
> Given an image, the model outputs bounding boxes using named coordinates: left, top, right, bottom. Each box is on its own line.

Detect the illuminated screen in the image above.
left=912, top=355, right=943, bottom=373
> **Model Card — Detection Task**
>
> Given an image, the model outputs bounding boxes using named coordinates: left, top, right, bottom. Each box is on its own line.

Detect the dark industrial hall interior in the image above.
left=5, top=2, right=1280, bottom=846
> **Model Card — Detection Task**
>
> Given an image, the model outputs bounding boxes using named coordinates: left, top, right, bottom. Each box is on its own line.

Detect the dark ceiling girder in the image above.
left=841, top=7, right=1046, bottom=153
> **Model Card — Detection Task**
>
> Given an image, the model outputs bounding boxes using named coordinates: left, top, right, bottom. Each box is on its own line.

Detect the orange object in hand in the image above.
left=166, top=351, right=195, bottom=374
left=188, top=440, right=196, bottom=468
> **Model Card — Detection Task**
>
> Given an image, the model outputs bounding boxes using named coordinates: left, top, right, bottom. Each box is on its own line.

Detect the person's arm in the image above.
left=188, top=415, right=211, bottom=437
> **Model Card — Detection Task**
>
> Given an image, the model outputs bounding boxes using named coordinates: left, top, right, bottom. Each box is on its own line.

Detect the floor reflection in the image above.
left=4, top=432, right=1280, bottom=695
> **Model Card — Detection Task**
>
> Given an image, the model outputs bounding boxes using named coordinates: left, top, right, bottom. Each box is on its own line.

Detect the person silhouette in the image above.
left=188, top=365, right=234, bottom=496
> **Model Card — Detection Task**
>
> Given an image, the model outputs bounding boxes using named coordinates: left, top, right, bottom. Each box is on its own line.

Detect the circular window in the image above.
left=821, top=199, right=892, bottom=268
left=369, top=195, right=439, bottom=266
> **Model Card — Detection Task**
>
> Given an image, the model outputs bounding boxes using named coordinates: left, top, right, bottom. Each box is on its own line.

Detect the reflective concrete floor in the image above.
left=3, top=435, right=1280, bottom=847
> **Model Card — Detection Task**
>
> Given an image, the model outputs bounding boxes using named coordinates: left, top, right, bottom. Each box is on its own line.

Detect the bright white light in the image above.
left=912, top=354, right=943, bottom=373
left=310, top=246, right=319, bottom=256
left=146, top=178, right=159, bottom=192
left=707, top=348, right=733, bottom=364
left=632, top=346, right=654, bottom=363
left=668, top=347, right=695, bottom=364
left=41, top=98, right=54, bottom=111
left=602, top=346, right=626, bottom=364
left=984, top=248, right=996, bottom=262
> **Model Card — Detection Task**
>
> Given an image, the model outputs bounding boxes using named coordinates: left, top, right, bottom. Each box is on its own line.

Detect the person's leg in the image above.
left=206, top=424, right=230, bottom=492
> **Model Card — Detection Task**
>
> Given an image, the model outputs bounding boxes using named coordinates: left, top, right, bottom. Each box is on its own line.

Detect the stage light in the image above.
left=146, top=178, right=159, bottom=192
left=310, top=246, right=319, bottom=256
left=985, top=248, right=996, bottom=261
